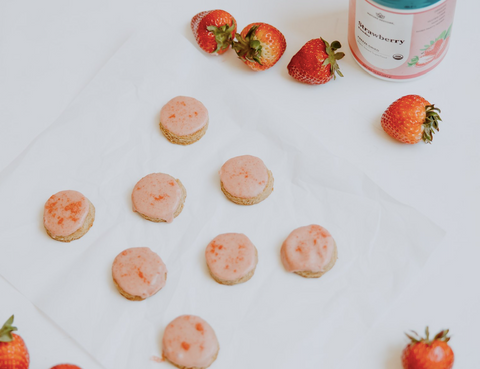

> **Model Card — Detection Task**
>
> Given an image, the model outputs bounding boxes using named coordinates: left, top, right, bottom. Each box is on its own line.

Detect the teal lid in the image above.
left=372, top=0, right=443, bottom=9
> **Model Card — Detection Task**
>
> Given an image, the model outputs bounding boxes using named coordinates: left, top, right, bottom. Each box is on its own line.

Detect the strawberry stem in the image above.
left=207, top=19, right=236, bottom=54
left=321, top=38, right=345, bottom=79
left=0, top=315, right=17, bottom=342
left=233, top=25, right=263, bottom=65
left=422, top=105, right=442, bottom=143
left=405, top=327, right=451, bottom=346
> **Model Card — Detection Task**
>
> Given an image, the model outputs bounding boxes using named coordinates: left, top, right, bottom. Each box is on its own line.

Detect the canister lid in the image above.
left=371, top=0, right=443, bottom=10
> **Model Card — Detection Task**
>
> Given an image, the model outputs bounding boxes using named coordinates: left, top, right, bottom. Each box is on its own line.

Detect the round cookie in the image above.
left=112, top=247, right=167, bottom=301
left=205, top=233, right=258, bottom=285
left=50, top=365, right=82, bottom=369
left=43, top=190, right=95, bottom=242
left=163, top=315, right=219, bottom=369
left=281, top=224, right=338, bottom=278
left=132, top=173, right=186, bottom=223
left=159, top=96, right=209, bottom=145
left=219, top=155, right=274, bottom=205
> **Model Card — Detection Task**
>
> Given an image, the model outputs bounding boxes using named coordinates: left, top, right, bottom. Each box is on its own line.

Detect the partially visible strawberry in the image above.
left=191, top=10, right=236, bottom=55
left=381, top=95, right=442, bottom=144
left=402, top=327, right=454, bottom=369
left=287, top=38, right=344, bottom=85
left=50, top=365, right=82, bottom=369
left=232, top=23, right=286, bottom=71
left=0, top=315, right=30, bottom=369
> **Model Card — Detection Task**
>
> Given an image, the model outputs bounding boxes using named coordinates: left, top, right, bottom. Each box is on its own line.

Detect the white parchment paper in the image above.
left=0, top=22, right=443, bottom=369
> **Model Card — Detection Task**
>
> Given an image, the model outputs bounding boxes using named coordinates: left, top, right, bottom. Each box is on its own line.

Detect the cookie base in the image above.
left=294, top=242, right=338, bottom=279
left=112, top=271, right=167, bottom=301
left=45, top=200, right=95, bottom=242
left=160, top=121, right=208, bottom=145
left=221, top=170, right=274, bottom=206
left=165, top=348, right=219, bottom=369
left=136, top=179, right=187, bottom=222
left=207, top=249, right=258, bottom=286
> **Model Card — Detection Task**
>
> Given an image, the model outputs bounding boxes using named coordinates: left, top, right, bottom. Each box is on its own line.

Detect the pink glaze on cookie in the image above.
left=160, top=96, right=208, bottom=136
left=281, top=225, right=335, bottom=273
left=43, top=190, right=89, bottom=237
left=205, top=233, right=256, bottom=282
left=219, top=155, right=268, bottom=198
left=112, top=247, right=167, bottom=299
left=163, top=315, right=219, bottom=369
left=132, top=173, right=182, bottom=223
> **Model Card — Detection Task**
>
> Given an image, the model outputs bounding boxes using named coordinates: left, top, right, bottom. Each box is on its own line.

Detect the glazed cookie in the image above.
left=43, top=190, right=95, bottom=242
left=132, top=173, right=186, bottom=223
left=159, top=96, right=209, bottom=145
left=163, top=315, right=219, bottom=369
left=112, top=247, right=167, bottom=301
left=219, top=155, right=273, bottom=205
left=205, top=233, right=258, bottom=285
left=281, top=224, right=338, bottom=278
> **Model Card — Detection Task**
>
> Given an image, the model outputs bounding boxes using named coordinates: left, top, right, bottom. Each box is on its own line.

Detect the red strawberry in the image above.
left=0, top=316, right=30, bottom=369
left=381, top=95, right=442, bottom=144
left=50, top=365, right=82, bottom=369
left=287, top=38, right=344, bottom=84
left=402, top=327, right=454, bottom=369
left=191, top=10, right=236, bottom=55
left=232, top=23, right=286, bottom=71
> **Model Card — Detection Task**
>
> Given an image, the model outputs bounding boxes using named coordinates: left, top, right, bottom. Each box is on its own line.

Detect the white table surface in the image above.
left=1, top=0, right=479, bottom=368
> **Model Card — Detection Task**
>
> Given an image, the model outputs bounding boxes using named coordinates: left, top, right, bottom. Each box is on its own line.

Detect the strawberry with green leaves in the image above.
left=0, top=315, right=30, bottom=369
left=233, top=23, right=286, bottom=71
left=287, top=38, right=344, bottom=84
left=402, top=327, right=454, bottom=369
left=191, top=10, right=236, bottom=55
left=381, top=95, right=442, bottom=144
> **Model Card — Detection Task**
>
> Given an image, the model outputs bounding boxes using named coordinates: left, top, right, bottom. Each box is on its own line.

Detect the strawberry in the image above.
left=232, top=23, right=286, bottom=71
left=287, top=38, right=344, bottom=84
left=424, top=39, right=444, bottom=57
left=402, top=327, right=454, bottom=369
left=381, top=95, right=442, bottom=144
left=50, top=365, right=82, bottom=369
left=0, top=316, right=30, bottom=369
left=191, top=10, right=236, bottom=55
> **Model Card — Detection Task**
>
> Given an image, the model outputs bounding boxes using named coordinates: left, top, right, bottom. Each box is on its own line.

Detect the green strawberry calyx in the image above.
left=405, top=326, right=451, bottom=346
left=232, top=25, right=263, bottom=65
left=207, top=19, right=236, bottom=54
left=0, top=315, right=17, bottom=342
left=321, top=38, right=345, bottom=79
left=422, top=104, right=442, bottom=143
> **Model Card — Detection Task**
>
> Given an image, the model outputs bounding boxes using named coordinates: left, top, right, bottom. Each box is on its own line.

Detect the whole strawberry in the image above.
left=50, top=365, right=82, bottom=369
left=381, top=95, right=442, bottom=144
left=287, top=38, right=344, bottom=84
left=402, top=327, right=454, bottom=369
left=0, top=316, right=29, bottom=369
left=191, top=10, right=236, bottom=55
left=232, top=23, right=286, bottom=71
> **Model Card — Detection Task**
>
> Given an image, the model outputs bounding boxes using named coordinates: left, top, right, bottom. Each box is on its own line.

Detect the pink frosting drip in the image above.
left=132, top=173, right=182, bottom=223
left=160, top=96, right=208, bottom=136
left=112, top=247, right=167, bottom=299
left=219, top=155, right=268, bottom=198
left=43, top=190, right=89, bottom=237
left=281, top=225, right=335, bottom=273
left=163, top=315, right=219, bottom=368
left=205, top=233, right=256, bottom=282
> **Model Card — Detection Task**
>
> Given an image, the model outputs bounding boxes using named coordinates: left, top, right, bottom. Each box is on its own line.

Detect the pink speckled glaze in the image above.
left=43, top=190, right=89, bottom=237
left=163, top=315, right=219, bottom=369
left=160, top=96, right=208, bottom=136
left=219, top=155, right=268, bottom=198
left=205, top=233, right=256, bottom=282
left=112, top=247, right=167, bottom=299
left=132, top=173, right=182, bottom=223
left=281, top=225, right=335, bottom=273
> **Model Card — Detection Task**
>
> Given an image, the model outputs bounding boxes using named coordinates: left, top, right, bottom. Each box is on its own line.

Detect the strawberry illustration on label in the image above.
left=408, top=24, right=452, bottom=68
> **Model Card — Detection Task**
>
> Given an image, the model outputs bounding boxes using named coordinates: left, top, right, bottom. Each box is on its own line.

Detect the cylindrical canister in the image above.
left=348, top=0, right=456, bottom=81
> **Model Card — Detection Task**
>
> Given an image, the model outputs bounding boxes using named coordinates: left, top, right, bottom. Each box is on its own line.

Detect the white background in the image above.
left=0, top=0, right=478, bottom=368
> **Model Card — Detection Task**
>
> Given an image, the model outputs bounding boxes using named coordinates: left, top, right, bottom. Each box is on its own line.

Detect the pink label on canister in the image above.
left=348, top=0, right=456, bottom=80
